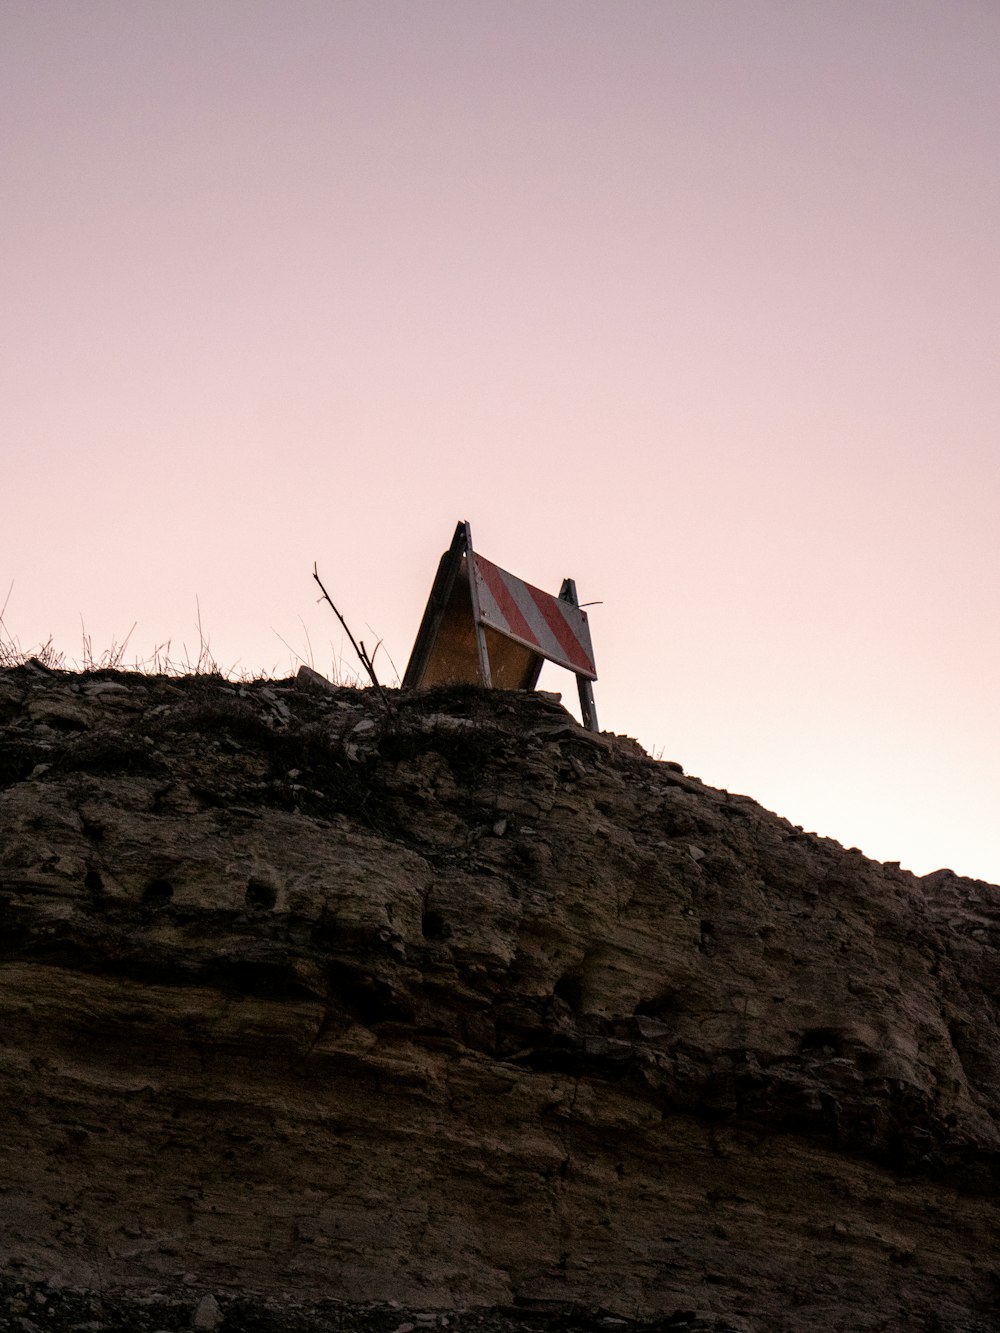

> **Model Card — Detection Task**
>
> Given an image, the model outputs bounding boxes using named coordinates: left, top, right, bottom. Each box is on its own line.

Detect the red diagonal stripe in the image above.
left=475, top=557, right=537, bottom=646
left=525, top=582, right=593, bottom=674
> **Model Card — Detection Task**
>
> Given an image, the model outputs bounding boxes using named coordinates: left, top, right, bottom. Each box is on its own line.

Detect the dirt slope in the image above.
left=0, top=663, right=997, bottom=1332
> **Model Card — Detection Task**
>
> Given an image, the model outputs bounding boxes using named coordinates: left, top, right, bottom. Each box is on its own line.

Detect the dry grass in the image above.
left=0, top=623, right=226, bottom=678
left=0, top=575, right=392, bottom=687
left=0, top=582, right=294, bottom=681
left=0, top=604, right=243, bottom=681
left=0, top=618, right=372, bottom=687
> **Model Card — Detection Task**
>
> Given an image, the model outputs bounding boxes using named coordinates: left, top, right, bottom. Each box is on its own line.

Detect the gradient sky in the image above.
left=3, top=1, right=999, bottom=884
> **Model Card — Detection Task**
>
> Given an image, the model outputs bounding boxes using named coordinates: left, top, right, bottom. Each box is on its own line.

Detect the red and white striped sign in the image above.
left=471, top=554, right=597, bottom=680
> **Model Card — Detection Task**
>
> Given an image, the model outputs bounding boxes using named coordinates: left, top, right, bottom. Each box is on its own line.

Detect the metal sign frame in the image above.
left=403, top=521, right=599, bottom=731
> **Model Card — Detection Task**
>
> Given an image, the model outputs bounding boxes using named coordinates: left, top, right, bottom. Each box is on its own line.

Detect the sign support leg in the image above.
left=576, top=674, right=598, bottom=733
left=464, top=522, right=493, bottom=688
left=559, top=579, right=598, bottom=732
left=402, top=523, right=468, bottom=690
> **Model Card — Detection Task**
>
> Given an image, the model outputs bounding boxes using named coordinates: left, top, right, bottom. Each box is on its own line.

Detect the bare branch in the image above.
left=312, top=565, right=394, bottom=715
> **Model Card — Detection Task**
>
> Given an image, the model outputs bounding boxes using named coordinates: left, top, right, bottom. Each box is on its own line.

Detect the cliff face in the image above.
left=0, top=663, right=997, bottom=1332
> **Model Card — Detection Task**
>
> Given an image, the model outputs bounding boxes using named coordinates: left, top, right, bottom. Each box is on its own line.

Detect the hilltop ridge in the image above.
left=0, top=663, right=997, bottom=1332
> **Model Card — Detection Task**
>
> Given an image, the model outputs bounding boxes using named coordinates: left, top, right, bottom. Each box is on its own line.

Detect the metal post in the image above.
left=463, top=522, right=493, bottom=688
left=559, top=579, right=598, bottom=732
left=402, top=522, right=468, bottom=689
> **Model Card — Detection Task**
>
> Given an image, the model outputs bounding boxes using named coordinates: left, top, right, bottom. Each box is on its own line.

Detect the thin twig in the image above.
left=193, top=597, right=219, bottom=675
left=366, top=623, right=400, bottom=683
left=312, top=564, right=394, bottom=714
left=272, top=627, right=314, bottom=672
left=298, top=615, right=315, bottom=671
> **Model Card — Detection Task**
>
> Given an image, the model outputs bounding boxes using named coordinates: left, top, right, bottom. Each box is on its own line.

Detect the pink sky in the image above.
left=3, top=1, right=999, bottom=882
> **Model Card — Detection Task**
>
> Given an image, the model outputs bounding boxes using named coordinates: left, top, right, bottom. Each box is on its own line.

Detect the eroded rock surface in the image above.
left=0, top=663, right=997, bottom=1332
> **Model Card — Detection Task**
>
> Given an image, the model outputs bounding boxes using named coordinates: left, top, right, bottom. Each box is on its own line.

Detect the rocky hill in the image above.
left=0, top=662, right=997, bottom=1333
